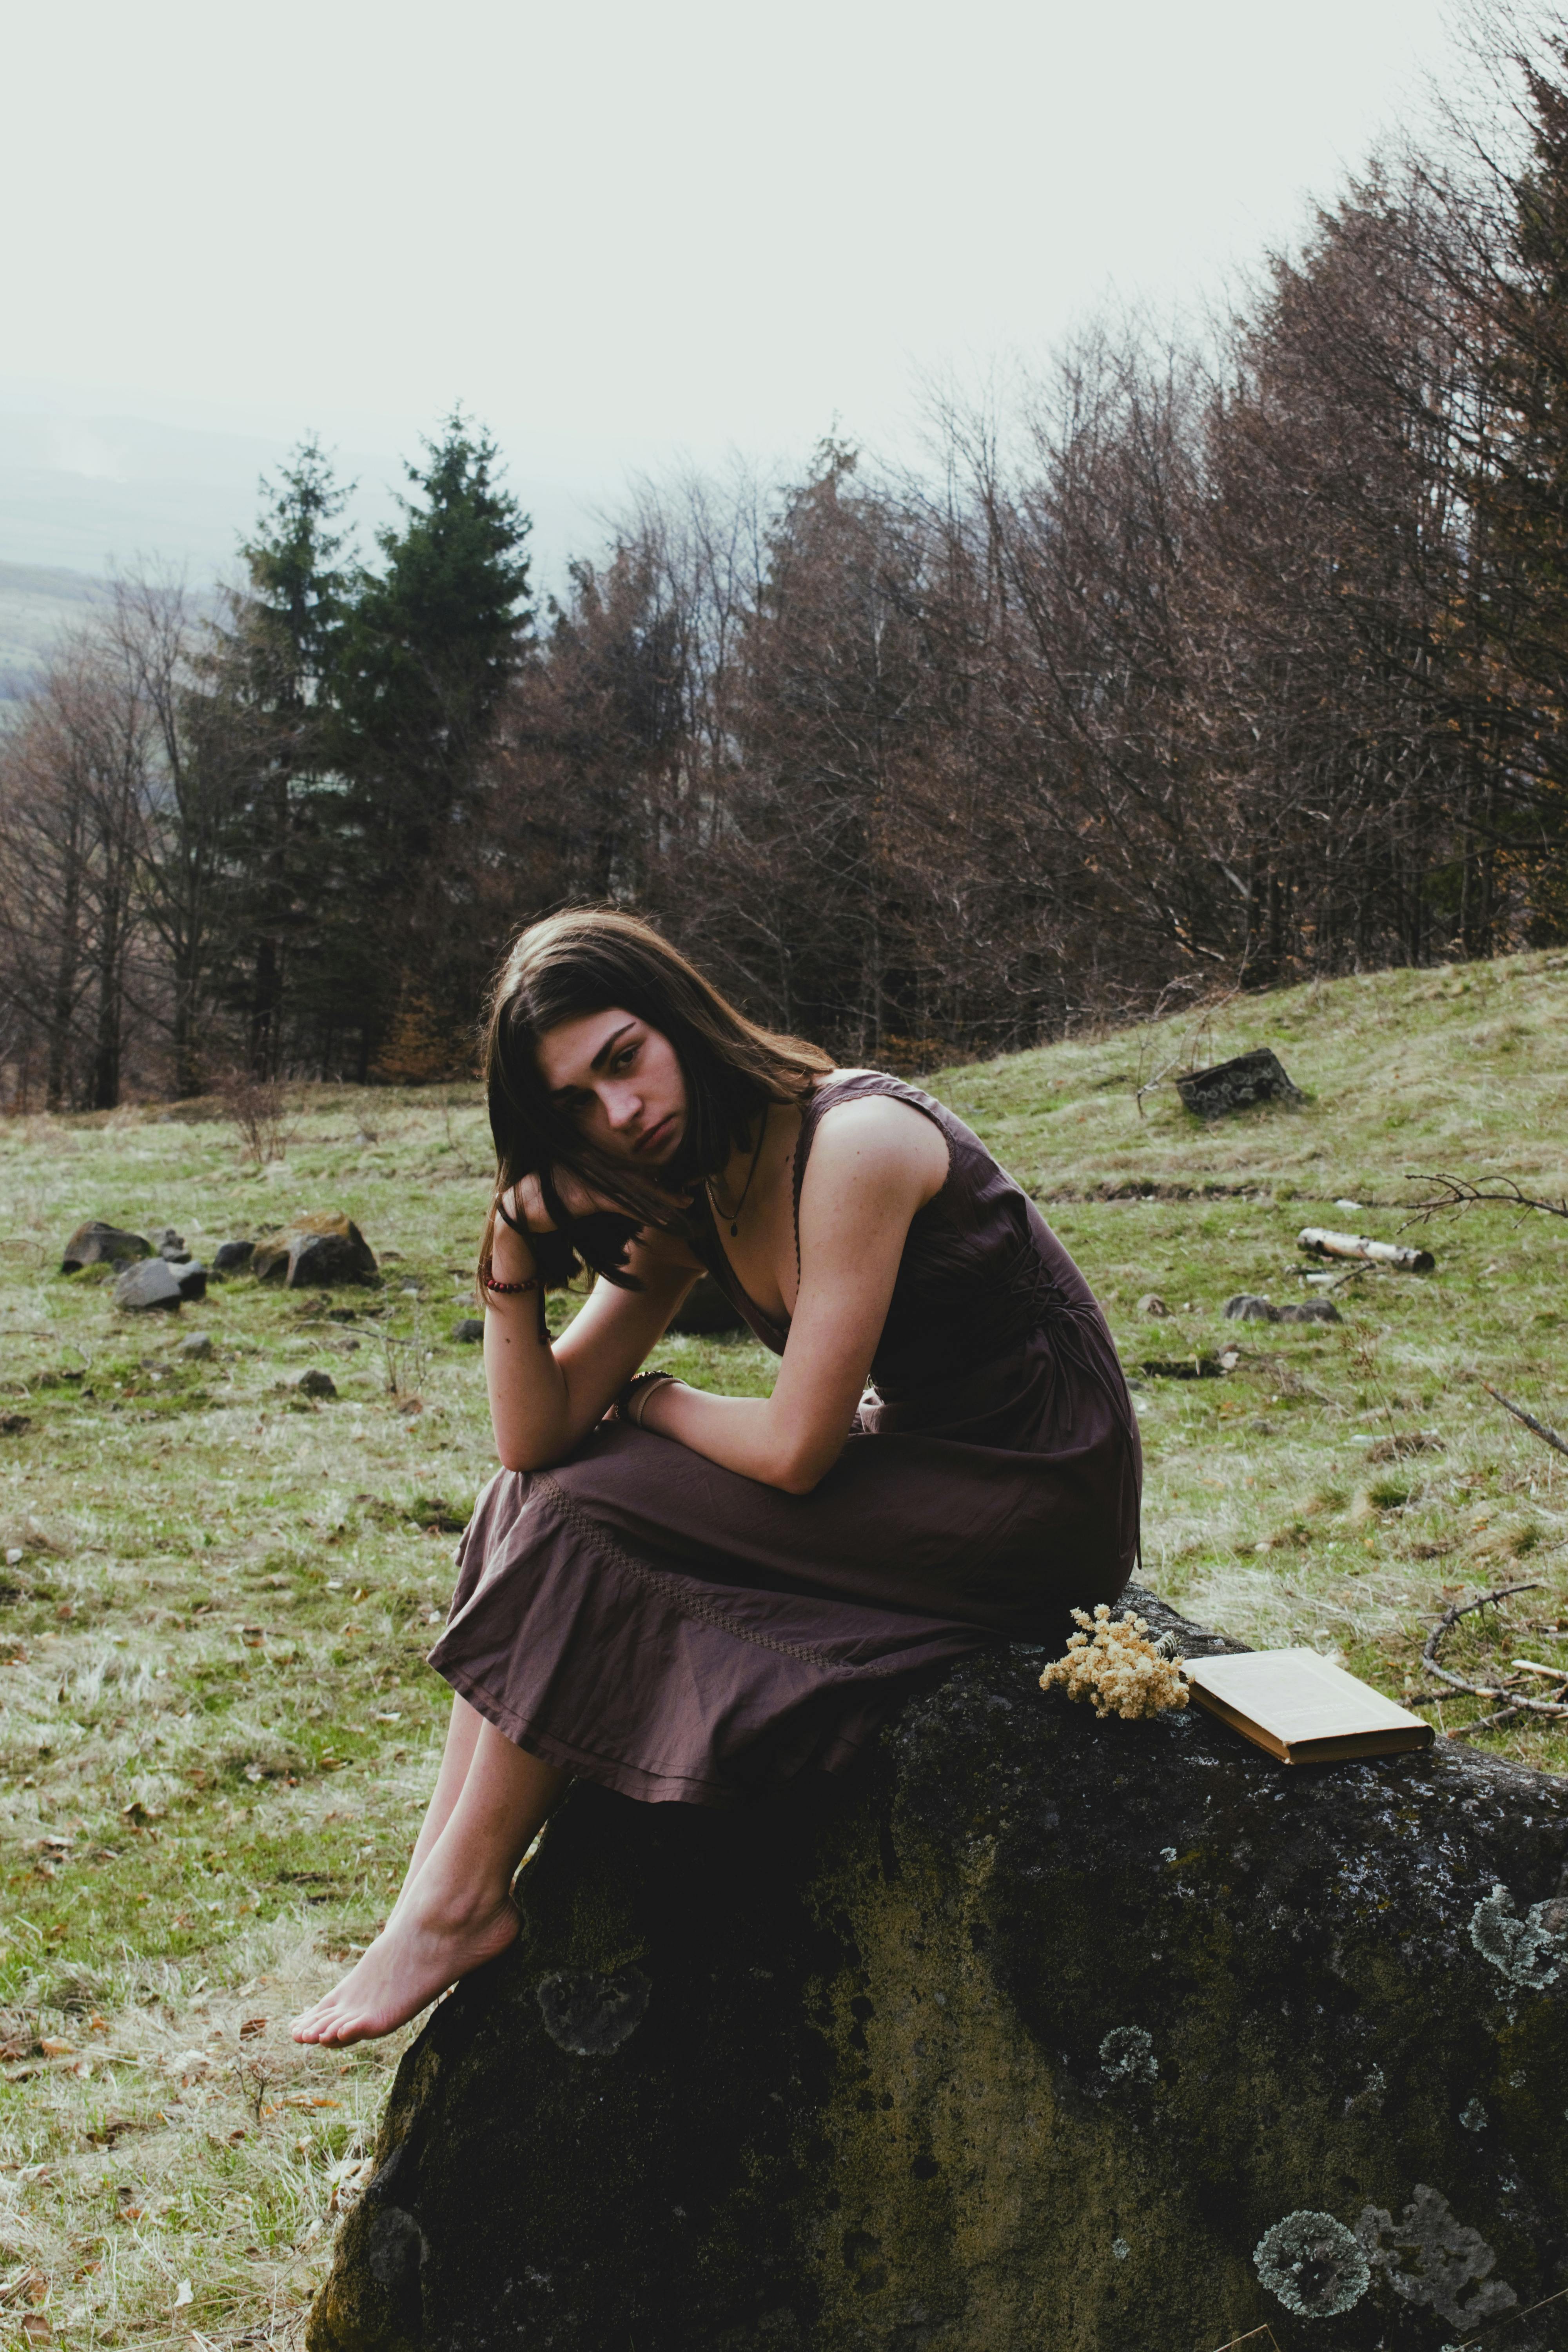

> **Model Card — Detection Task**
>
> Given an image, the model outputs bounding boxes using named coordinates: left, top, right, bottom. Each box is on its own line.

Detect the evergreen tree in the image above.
left=331, top=413, right=532, bottom=1064
left=225, top=438, right=353, bottom=1072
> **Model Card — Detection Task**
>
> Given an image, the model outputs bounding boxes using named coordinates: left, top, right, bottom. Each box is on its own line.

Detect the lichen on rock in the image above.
left=1253, top=2209, right=1371, bottom=2317
left=1355, top=2184, right=1517, bottom=2328
left=1098, top=2025, right=1157, bottom=2083
left=1470, top=1881, right=1568, bottom=1990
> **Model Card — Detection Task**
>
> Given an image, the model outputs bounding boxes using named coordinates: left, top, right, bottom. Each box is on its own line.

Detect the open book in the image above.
left=1185, top=1649, right=1435, bottom=1764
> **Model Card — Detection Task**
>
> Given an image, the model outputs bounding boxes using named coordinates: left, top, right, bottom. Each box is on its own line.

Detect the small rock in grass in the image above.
left=61, top=1221, right=151, bottom=1272
left=1277, top=1299, right=1341, bottom=1325
left=1223, top=1293, right=1279, bottom=1323
left=213, top=1239, right=255, bottom=1273
left=253, top=1213, right=378, bottom=1289
left=453, top=1319, right=486, bottom=1344
left=157, top=1227, right=191, bottom=1263
left=1367, top=1430, right=1444, bottom=1461
left=113, top=1259, right=183, bottom=1313
left=1136, top=1294, right=1170, bottom=1318
left=292, top=1369, right=338, bottom=1399
left=178, top=1334, right=214, bottom=1362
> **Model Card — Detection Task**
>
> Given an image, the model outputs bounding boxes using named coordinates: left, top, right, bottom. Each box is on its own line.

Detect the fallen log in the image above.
left=1298, top=1227, right=1434, bottom=1272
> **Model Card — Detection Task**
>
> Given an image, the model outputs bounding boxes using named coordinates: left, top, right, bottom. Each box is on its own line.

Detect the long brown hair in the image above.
left=480, top=908, right=830, bottom=1289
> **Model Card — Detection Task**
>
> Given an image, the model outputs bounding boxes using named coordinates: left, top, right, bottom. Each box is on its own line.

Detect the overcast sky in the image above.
left=2, top=0, right=1462, bottom=579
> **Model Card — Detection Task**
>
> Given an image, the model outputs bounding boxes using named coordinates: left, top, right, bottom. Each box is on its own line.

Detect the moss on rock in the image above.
left=309, top=1590, right=1568, bottom=2351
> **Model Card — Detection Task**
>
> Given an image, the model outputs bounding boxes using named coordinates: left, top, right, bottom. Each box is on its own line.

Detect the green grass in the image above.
left=1, top=947, right=1565, bottom=2347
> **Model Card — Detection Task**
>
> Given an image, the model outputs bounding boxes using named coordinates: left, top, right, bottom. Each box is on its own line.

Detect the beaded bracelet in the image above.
left=481, top=1261, right=540, bottom=1297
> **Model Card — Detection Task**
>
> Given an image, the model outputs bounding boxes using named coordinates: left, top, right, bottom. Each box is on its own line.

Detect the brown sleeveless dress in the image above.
left=428, top=1074, right=1140, bottom=1805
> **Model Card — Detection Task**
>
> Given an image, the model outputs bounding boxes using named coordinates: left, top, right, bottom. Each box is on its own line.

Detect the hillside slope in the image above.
left=0, top=947, right=1562, bottom=2349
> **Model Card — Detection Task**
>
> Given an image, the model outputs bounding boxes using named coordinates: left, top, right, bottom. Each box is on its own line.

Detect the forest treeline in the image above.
left=6, top=18, right=1568, bottom=1107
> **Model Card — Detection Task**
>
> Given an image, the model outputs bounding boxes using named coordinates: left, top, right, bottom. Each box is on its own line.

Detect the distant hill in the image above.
left=0, top=558, right=106, bottom=722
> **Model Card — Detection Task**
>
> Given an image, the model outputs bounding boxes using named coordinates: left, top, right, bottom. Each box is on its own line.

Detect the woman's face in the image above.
left=534, top=1007, right=688, bottom=1167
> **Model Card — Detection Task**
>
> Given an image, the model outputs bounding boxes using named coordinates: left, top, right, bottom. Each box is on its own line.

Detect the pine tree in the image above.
left=331, top=413, right=532, bottom=1062
left=224, top=438, right=353, bottom=1072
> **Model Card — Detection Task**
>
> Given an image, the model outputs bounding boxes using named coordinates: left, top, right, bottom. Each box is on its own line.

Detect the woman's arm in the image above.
left=637, top=1097, right=947, bottom=1493
left=484, top=1206, right=703, bottom=1473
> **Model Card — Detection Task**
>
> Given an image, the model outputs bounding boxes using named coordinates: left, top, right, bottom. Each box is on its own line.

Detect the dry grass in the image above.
left=1, top=947, right=1566, bottom=2345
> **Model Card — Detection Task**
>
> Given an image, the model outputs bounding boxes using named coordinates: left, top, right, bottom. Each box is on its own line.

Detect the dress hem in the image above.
left=431, top=1656, right=902, bottom=1809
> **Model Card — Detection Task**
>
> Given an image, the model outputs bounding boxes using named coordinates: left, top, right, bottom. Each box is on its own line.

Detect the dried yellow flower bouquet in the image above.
left=1039, top=1604, right=1191, bottom=1720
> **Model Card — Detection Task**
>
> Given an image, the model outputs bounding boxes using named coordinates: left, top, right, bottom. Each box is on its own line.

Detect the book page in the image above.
left=1186, top=1650, right=1426, bottom=1745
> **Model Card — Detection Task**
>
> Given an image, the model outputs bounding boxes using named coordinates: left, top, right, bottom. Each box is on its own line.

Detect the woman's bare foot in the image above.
left=291, top=1885, right=519, bottom=2048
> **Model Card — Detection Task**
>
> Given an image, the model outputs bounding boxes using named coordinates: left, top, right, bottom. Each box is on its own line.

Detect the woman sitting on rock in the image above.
left=293, top=909, right=1140, bottom=2046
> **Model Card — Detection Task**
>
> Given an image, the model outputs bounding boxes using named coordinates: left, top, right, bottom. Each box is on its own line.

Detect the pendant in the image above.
left=730, top=1221, right=739, bottom=1237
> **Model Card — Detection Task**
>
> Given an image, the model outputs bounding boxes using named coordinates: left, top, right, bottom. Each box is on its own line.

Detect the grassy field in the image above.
left=1, top=947, right=1565, bottom=2349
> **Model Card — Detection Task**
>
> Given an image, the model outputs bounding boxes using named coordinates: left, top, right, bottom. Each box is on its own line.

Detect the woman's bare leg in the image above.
left=385, top=1693, right=486, bottom=1923
left=292, top=1726, right=566, bottom=2048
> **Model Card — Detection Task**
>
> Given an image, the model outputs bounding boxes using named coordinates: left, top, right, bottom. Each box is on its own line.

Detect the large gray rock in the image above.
left=308, top=1592, right=1568, bottom=2352
left=113, top=1259, right=182, bottom=1312
left=60, top=1221, right=150, bottom=1272
left=253, top=1214, right=378, bottom=1290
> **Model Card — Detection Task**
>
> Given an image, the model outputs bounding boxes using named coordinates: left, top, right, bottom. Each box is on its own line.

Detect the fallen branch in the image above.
left=1298, top=1226, right=1435, bottom=1272
left=1401, top=1172, right=1568, bottom=1227
left=1420, top=1582, right=1568, bottom=1724
left=1444, top=1702, right=1526, bottom=1741
left=1483, top=1382, right=1568, bottom=1461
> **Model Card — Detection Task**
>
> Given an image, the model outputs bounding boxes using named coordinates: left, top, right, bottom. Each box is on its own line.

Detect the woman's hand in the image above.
left=500, top=1167, right=616, bottom=1236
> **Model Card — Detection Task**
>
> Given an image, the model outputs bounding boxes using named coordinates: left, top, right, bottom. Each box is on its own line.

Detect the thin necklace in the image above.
left=708, top=1114, right=768, bottom=1238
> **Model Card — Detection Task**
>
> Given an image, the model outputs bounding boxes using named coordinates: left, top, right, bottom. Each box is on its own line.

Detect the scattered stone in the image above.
left=291, top=1369, right=338, bottom=1399
left=60, top=1222, right=150, bottom=1273
left=1136, top=1292, right=1171, bottom=1318
left=113, top=1260, right=183, bottom=1313
left=310, top=1588, right=1568, bottom=2352
left=177, top=1334, right=214, bottom=1362
left=253, top=1214, right=379, bottom=1290
left=156, top=1228, right=192, bottom=1263
left=1366, top=1431, right=1445, bottom=1463
left=0, top=1414, right=30, bottom=1437
left=668, top=1272, right=746, bottom=1337
left=1224, top=1293, right=1279, bottom=1323
left=1140, top=1355, right=1226, bottom=1379
left=1277, top=1299, right=1341, bottom=1325
left=1176, top=1047, right=1304, bottom=1120
left=452, top=1319, right=486, bottom=1345
left=213, top=1240, right=256, bottom=1273
left=173, top=1261, right=207, bottom=1303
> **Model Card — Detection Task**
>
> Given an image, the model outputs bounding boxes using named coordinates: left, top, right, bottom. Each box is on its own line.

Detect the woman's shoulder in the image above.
left=799, top=1074, right=950, bottom=1200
